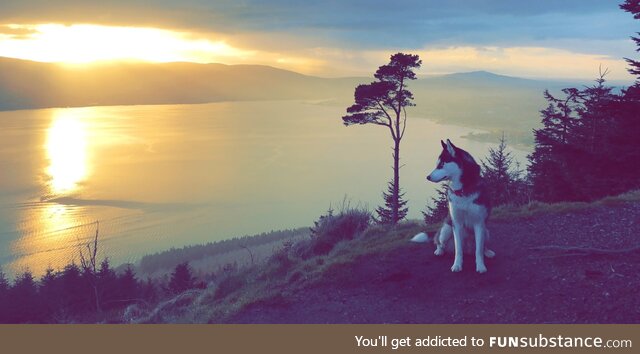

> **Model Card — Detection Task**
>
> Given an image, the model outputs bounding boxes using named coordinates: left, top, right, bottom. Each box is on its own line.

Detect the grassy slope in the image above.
left=134, top=228, right=310, bottom=279
left=135, top=190, right=640, bottom=323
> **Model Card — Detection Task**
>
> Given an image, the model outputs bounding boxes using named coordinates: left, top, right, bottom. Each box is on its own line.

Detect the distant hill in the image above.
left=0, top=57, right=357, bottom=111
left=433, top=70, right=540, bottom=85
left=0, top=57, right=598, bottom=136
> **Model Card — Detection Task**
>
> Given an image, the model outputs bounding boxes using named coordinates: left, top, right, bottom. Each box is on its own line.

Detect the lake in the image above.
left=0, top=101, right=529, bottom=276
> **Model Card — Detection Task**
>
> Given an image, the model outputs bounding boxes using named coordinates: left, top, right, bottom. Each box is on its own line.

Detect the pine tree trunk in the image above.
left=392, top=137, right=400, bottom=224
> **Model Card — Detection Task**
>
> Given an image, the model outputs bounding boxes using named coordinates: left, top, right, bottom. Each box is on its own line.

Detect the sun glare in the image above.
left=0, top=24, right=253, bottom=64
left=46, top=109, right=90, bottom=194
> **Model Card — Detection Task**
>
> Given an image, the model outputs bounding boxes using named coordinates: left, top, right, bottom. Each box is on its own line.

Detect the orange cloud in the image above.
left=0, top=23, right=634, bottom=81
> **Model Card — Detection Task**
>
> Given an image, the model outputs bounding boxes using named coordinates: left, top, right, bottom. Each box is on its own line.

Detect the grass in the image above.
left=150, top=219, right=430, bottom=323
left=306, top=206, right=371, bottom=256
left=137, top=189, right=639, bottom=323
left=492, top=189, right=640, bottom=220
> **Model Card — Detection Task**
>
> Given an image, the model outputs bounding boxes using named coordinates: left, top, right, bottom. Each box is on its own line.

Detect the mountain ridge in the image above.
left=0, top=56, right=561, bottom=111
left=0, top=56, right=587, bottom=137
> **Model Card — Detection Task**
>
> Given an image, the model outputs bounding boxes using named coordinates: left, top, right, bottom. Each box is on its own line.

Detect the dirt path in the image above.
left=228, top=202, right=640, bottom=323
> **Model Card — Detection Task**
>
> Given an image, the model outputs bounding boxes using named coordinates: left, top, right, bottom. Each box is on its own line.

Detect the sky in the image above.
left=0, top=0, right=637, bottom=80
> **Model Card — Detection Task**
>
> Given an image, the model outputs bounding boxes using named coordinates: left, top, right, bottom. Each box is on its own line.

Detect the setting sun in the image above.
left=0, top=23, right=253, bottom=64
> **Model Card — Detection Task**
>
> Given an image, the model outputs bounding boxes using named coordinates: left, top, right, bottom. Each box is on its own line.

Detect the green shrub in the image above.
left=307, top=207, right=372, bottom=256
left=214, top=273, right=246, bottom=300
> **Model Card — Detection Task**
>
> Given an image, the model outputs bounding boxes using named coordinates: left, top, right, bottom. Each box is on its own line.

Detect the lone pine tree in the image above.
left=342, top=53, right=422, bottom=224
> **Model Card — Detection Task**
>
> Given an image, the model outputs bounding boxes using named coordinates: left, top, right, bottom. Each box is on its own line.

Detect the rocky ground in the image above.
left=228, top=202, right=640, bottom=323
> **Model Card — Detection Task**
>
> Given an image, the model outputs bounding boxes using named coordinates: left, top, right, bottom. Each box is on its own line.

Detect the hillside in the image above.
left=135, top=192, right=640, bottom=324
left=135, top=228, right=310, bottom=279
left=0, top=57, right=586, bottom=142
left=0, top=57, right=353, bottom=110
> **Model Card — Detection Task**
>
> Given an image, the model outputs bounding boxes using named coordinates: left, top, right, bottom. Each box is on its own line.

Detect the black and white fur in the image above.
left=426, top=139, right=495, bottom=273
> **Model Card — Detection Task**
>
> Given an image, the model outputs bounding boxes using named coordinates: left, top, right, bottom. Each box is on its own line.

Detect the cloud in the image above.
left=0, top=24, right=39, bottom=39
left=415, top=46, right=633, bottom=80
left=0, top=24, right=257, bottom=64
left=0, top=1, right=633, bottom=46
left=289, top=45, right=634, bottom=81
left=0, top=1, right=636, bottom=80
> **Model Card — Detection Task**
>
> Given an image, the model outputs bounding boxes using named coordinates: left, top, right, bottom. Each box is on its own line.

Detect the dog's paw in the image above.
left=476, top=264, right=487, bottom=273
left=451, top=263, right=462, bottom=272
left=484, top=249, right=496, bottom=258
left=434, top=248, right=444, bottom=256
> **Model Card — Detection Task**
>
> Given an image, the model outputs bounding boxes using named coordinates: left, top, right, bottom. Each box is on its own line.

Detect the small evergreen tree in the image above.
left=9, top=271, right=42, bottom=323
left=40, top=267, right=57, bottom=289
left=482, top=133, right=513, bottom=205
left=376, top=182, right=408, bottom=224
left=118, top=265, right=139, bottom=304
left=482, top=133, right=530, bottom=206
left=168, top=262, right=195, bottom=295
left=422, top=184, right=449, bottom=225
left=528, top=88, right=582, bottom=202
left=60, top=263, right=90, bottom=316
left=97, top=259, right=118, bottom=310
left=310, top=207, right=334, bottom=236
left=140, top=278, right=158, bottom=303
left=39, top=267, right=60, bottom=321
left=569, top=73, right=621, bottom=199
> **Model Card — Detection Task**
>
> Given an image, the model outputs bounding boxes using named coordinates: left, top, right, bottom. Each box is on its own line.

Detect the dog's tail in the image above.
left=410, top=232, right=430, bottom=243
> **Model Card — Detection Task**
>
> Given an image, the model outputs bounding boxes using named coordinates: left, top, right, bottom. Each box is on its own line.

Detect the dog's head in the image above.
left=426, top=139, right=479, bottom=184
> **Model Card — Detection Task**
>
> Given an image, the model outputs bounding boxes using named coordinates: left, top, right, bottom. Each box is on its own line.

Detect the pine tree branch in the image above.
left=376, top=101, right=396, bottom=140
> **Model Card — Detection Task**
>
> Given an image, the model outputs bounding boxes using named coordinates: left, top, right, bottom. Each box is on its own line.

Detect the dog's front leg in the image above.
left=450, top=222, right=464, bottom=272
left=474, top=224, right=487, bottom=273
left=434, top=223, right=452, bottom=256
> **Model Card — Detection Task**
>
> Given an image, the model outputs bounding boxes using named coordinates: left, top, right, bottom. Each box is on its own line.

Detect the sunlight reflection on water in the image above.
left=9, top=109, right=97, bottom=273
left=45, top=109, right=90, bottom=196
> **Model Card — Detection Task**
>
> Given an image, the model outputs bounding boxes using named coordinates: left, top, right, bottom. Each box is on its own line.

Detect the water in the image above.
left=0, top=101, right=528, bottom=276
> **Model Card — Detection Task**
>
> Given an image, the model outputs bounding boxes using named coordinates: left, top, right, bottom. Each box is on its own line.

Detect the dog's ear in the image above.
left=446, top=139, right=457, bottom=149
left=445, top=139, right=456, bottom=157
left=440, top=140, right=446, bottom=149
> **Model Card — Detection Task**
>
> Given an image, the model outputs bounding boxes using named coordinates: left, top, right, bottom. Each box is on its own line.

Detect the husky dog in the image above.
left=426, top=139, right=495, bottom=273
